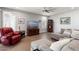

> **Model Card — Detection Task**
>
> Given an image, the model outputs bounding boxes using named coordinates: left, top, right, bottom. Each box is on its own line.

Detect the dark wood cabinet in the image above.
left=27, top=28, right=39, bottom=36
left=47, top=20, right=53, bottom=32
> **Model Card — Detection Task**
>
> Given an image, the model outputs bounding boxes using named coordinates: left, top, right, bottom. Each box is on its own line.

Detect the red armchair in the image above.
left=0, top=28, right=3, bottom=43
left=0, top=27, right=21, bottom=45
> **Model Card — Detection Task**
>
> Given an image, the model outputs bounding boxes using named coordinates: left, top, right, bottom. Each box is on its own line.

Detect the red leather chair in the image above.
left=0, top=27, right=21, bottom=45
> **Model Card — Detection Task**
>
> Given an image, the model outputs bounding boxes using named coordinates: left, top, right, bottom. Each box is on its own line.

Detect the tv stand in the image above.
left=27, top=28, right=39, bottom=36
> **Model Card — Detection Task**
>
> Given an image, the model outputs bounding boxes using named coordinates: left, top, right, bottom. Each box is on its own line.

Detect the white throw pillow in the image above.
left=50, top=38, right=72, bottom=51
left=71, top=30, right=79, bottom=39
left=63, top=30, right=71, bottom=35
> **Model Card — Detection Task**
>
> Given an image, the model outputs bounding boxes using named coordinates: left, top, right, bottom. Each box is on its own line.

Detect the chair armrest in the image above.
left=14, top=31, right=20, bottom=35
left=1, top=35, right=11, bottom=42
left=1, top=35, right=11, bottom=39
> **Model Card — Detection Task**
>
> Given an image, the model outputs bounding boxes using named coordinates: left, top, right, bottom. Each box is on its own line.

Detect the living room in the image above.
left=1, top=7, right=79, bottom=51
left=1, top=0, right=79, bottom=59
left=0, top=7, right=48, bottom=51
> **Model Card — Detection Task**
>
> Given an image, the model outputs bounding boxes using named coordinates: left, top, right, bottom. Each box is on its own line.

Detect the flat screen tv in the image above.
left=27, top=21, right=39, bottom=28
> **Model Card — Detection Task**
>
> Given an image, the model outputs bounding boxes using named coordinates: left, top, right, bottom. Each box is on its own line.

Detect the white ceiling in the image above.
left=7, top=7, right=79, bottom=16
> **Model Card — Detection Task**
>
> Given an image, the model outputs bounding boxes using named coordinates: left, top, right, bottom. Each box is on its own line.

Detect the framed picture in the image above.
left=60, top=17, right=71, bottom=24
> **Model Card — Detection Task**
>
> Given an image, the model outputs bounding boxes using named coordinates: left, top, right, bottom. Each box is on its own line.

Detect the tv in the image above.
left=27, top=21, right=39, bottom=29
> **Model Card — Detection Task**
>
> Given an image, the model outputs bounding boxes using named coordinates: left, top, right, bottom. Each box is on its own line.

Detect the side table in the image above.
left=19, top=31, right=25, bottom=38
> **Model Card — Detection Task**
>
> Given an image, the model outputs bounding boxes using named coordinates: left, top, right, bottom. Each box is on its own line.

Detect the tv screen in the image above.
left=27, top=21, right=39, bottom=28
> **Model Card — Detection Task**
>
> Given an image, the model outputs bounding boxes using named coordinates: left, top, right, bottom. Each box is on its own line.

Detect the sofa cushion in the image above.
left=68, top=40, right=79, bottom=51
left=61, top=39, right=79, bottom=51
left=62, top=29, right=71, bottom=38
left=63, top=29, right=71, bottom=35
left=50, top=38, right=72, bottom=51
left=7, top=32, right=14, bottom=36
left=14, top=31, right=20, bottom=35
left=61, top=29, right=71, bottom=34
left=51, top=33, right=71, bottom=41
left=12, top=35, right=20, bottom=39
left=71, top=29, right=79, bottom=39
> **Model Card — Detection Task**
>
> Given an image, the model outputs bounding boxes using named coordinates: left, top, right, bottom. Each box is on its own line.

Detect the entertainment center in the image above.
left=27, top=28, right=39, bottom=36
left=27, top=20, right=39, bottom=36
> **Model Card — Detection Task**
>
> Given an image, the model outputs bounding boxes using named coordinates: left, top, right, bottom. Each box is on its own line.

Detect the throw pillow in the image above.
left=63, top=30, right=71, bottom=35
left=71, top=29, right=79, bottom=39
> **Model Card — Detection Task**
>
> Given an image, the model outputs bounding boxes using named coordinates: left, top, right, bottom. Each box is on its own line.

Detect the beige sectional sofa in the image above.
left=61, top=39, right=79, bottom=51
left=50, top=29, right=72, bottom=41
left=31, top=29, right=79, bottom=51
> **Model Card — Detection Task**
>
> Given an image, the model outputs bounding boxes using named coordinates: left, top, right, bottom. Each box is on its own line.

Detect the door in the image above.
left=47, top=20, right=53, bottom=32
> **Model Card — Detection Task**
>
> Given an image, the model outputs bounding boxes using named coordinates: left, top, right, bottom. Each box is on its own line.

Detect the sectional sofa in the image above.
left=31, top=29, right=79, bottom=51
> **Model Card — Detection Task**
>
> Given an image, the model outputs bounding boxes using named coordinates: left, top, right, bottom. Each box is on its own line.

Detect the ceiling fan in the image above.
left=42, top=7, right=56, bottom=13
